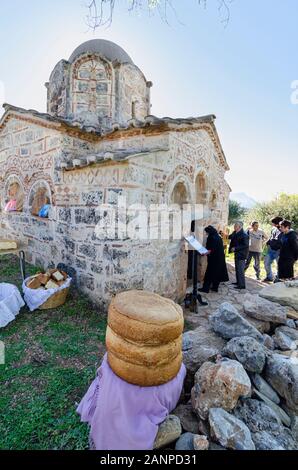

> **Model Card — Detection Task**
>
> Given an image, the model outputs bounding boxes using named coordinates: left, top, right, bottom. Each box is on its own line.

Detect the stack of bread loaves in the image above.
left=106, top=290, right=184, bottom=387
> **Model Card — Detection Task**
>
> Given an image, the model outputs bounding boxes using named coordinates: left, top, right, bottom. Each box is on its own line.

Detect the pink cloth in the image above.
left=77, top=354, right=186, bottom=450
left=5, top=200, right=17, bottom=212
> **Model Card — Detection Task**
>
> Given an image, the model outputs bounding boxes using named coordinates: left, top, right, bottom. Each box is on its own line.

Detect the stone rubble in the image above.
left=209, top=302, right=263, bottom=341
left=191, top=359, right=251, bottom=420
left=223, top=336, right=266, bottom=373
left=243, top=293, right=288, bottom=324
left=168, top=292, right=298, bottom=451
left=193, top=435, right=209, bottom=451
left=260, top=282, right=298, bottom=311
left=209, top=408, right=255, bottom=450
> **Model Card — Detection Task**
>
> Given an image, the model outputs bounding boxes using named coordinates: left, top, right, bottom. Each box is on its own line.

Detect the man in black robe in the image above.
left=278, top=220, right=298, bottom=280
left=199, top=226, right=229, bottom=293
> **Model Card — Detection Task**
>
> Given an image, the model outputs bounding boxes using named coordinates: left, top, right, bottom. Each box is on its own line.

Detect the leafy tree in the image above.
left=228, top=199, right=245, bottom=224
left=245, top=194, right=298, bottom=230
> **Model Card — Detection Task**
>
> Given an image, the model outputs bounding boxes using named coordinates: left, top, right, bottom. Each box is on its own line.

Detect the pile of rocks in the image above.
left=154, top=293, right=298, bottom=451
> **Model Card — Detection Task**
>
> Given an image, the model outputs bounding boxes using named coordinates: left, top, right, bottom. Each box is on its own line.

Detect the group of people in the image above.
left=198, top=217, right=298, bottom=293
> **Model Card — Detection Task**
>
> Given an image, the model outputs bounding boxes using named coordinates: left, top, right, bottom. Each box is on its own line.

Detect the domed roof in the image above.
left=69, top=39, right=134, bottom=65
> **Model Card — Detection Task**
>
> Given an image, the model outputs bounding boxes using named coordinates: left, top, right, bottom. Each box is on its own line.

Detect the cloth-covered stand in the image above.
left=0, top=283, right=25, bottom=328
left=77, top=354, right=186, bottom=450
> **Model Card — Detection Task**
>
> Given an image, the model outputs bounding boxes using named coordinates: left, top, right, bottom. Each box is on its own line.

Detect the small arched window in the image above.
left=4, top=177, right=24, bottom=213
left=171, top=182, right=189, bottom=208
left=29, top=182, right=52, bottom=218
left=210, top=191, right=218, bottom=209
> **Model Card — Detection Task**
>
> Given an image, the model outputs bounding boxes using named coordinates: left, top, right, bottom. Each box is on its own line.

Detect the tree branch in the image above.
left=86, top=0, right=233, bottom=30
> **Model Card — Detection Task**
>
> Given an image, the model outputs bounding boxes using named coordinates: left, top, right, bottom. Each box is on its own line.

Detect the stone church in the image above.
left=0, top=39, right=230, bottom=308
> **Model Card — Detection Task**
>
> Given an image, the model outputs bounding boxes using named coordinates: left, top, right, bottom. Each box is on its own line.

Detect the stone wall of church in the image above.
left=0, top=120, right=229, bottom=309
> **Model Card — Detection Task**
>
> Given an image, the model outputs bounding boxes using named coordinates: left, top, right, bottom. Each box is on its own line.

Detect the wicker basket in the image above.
left=39, top=286, right=70, bottom=310
left=25, top=277, right=70, bottom=310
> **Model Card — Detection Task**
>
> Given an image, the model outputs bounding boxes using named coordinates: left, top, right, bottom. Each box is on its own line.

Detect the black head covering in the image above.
left=204, top=225, right=218, bottom=236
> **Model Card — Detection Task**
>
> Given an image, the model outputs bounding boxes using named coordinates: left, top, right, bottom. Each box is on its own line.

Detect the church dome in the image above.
left=69, top=39, right=134, bottom=65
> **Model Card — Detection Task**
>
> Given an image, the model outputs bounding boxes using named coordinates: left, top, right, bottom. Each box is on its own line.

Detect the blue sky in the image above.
left=0, top=0, right=297, bottom=201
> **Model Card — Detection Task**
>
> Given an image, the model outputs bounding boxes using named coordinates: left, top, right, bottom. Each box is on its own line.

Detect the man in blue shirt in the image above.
left=263, top=217, right=283, bottom=282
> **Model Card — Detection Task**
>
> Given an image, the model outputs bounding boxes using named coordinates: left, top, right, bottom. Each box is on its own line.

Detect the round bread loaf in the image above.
left=106, top=326, right=182, bottom=367
left=107, top=350, right=183, bottom=387
left=108, top=290, right=184, bottom=345
left=106, top=290, right=184, bottom=386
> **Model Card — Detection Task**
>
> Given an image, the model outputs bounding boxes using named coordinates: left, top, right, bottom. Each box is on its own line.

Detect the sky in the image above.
left=0, top=0, right=297, bottom=202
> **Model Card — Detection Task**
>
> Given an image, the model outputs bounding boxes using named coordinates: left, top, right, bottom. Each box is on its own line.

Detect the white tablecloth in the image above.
left=0, top=283, right=25, bottom=328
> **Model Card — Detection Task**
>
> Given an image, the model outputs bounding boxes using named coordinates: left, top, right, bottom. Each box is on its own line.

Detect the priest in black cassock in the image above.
left=199, top=225, right=229, bottom=293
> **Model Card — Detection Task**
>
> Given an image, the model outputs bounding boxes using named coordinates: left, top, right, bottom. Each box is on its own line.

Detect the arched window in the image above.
left=4, top=177, right=24, bottom=213
left=29, top=181, right=52, bottom=218
left=210, top=190, right=218, bottom=209
left=195, top=172, right=208, bottom=205
left=171, top=182, right=189, bottom=208
left=72, top=58, right=112, bottom=120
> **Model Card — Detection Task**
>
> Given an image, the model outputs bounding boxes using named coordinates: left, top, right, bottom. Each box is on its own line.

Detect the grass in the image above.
left=0, top=255, right=107, bottom=450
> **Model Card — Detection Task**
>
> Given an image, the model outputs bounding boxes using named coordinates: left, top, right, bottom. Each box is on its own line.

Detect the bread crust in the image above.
left=107, top=350, right=183, bottom=387
left=106, top=326, right=182, bottom=367
left=108, top=304, right=184, bottom=345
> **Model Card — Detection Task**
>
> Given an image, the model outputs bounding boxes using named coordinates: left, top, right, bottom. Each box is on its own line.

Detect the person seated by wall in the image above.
left=198, top=225, right=229, bottom=293
left=277, top=220, right=298, bottom=281
left=4, top=182, right=24, bottom=213
left=30, top=187, right=51, bottom=218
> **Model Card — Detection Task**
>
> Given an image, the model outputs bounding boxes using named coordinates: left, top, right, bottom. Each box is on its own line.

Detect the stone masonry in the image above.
left=0, top=40, right=230, bottom=309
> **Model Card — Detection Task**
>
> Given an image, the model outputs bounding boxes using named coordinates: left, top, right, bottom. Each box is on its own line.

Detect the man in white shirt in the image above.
left=245, top=221, right=268, bottom=280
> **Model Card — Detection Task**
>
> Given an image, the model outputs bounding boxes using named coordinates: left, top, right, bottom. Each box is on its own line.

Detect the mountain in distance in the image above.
left=230, top=192, right=257, bottom=209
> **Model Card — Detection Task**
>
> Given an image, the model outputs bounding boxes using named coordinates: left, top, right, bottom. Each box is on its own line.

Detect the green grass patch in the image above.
left=0, top=255, right=107, bottom=450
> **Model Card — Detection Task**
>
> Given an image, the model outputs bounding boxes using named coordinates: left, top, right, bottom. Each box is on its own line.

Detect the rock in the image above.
left=198, top=419, right=211, bottom=438
left=286, top=319, right=297, bottom=329
left=274, top=428, right=298, bottom=450
left=265, top=354, right=298, bottom=413
left=250, top=373, right=280, bottom=405
left=154, top=415, right=182, bottom=449
left=290, top=415, right=298, bottom=441
left=209, top=303, right=263, bottom=341
left=209, top=408, right=255, bottom=450
left=193, top=435, right=209, bottom=451
left=262, top=334, right=275, bottom=350
left=260, top=283, right=298, bottom=312
left=243, top=293, right=288, bottom=324
left=191, top=359, right=251, bottom=420
left=234, top=398, right=282, bottom=434
left=172, top=403, right=199, bottom=434
left=182, top=326, right=226, bottom=375
left=273, top=326, right=298, bottom=351
left=252, top=389, right=291, bottom=427
left=209, top=442, right=227, bottom=450
left=252, top=431, right=285, bottom=450
left=175, top=432, right=195, bottom=451
left=241, top=311, right=271, bottom=334
left=223, top=336, right=266, bottom=373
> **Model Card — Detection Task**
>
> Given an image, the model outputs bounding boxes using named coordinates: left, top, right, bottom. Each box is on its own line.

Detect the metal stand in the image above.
left=19, top=251, right=26, bottom=282
left=188, top=250, right=208, bottom=313
left=190, top=250, right=201, bottom=313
